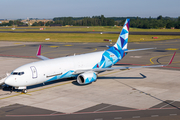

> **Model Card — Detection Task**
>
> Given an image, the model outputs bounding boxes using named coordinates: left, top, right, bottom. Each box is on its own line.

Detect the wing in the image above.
left=73, top=52, right=176, bottom=75
left=36, top=45, right=50, bottom=60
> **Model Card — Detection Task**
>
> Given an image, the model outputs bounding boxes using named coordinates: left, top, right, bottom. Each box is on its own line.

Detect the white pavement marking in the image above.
left=50, top=111, right=59, bottom=115
left=114, top=117, right=122, bottom=119
left=93, top=99, right=125, bottom=112
left=94, top=118, right=103, bottom=120
left=94, top=104, right=113, bottom=112
left=151, top=115, right=159, bottom=117
left=160, top=101, right=175, bottom=109
left=129, top=56, right=142, bottom=58
left=170, top=114, right=177, bottom=116
left=132, top=116, right=140, bottom=118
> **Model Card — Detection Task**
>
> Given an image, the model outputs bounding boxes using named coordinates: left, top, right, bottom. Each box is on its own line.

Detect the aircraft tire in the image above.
left=22, top=89, right=27, bottom=94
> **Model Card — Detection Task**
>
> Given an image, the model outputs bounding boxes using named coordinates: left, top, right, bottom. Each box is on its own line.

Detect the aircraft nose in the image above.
left=5, top=77, right=13, bottom=86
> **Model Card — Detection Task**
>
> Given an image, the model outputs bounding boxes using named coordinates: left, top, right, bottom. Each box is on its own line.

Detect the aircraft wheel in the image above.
left=22, top=89, right=27, bottom=94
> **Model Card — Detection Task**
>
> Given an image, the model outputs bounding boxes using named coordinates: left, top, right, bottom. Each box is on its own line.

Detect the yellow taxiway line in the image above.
left=149, top=53, right=177, bottom=64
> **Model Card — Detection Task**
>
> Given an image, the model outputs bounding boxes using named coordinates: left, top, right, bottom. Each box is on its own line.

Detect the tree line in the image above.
left=1, top=15, right=180, bottom=29
left=0, top=20, right=25, bottom=26
left=49, top=15, right=115, bottom=26
left=34, top=15, right=180, bottom=29
left=129, top=16, right=180, bottom=29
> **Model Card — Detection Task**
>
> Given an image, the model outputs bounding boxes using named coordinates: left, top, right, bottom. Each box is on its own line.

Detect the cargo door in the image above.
left=30, top=66, right=38, bottom=79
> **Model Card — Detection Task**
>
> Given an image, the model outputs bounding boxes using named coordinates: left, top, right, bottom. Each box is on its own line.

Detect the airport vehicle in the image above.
left=4, top=19, right=175, bottom=93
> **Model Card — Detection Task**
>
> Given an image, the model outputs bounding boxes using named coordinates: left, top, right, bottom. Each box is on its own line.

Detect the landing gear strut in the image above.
left=22, top=89, right=27, bottom=94
left=10, top=87, right=14, bottom=93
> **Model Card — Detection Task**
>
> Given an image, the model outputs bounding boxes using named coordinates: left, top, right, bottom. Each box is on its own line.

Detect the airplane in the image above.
left=3, top=19, right=176, bottom=93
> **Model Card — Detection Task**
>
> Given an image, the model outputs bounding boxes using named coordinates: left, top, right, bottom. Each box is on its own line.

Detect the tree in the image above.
left=166, top=22, right=174, bottom=28
left=9, top=21, right=14, bottom=26
left=178, top=16, right=180, bottom=21
left=175, top=21, right=180, bottom=29
left=32, top=22, right=38, bottom=26
left=157, top=15, right=162, bottom=20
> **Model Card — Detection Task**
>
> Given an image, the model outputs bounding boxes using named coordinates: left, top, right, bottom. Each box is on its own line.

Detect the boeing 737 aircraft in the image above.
left=3, top=19, right=176, bottom=93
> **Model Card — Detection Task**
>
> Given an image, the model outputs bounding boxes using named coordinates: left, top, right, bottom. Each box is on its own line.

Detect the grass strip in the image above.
left=0, top=26, right=180, bottom=32
left=0, top=33, right=180, bottom=43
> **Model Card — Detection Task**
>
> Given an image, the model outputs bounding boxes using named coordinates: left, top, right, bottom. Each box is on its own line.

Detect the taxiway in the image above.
left=0, top=40, right=180, bottom=120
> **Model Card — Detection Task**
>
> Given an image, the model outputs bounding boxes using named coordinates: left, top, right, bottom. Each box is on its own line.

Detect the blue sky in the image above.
left=0, top=0, right=180, bottom=19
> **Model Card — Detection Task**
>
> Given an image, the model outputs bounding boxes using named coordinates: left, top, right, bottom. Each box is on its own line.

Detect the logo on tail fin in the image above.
left=114, top=19, right=130, bottom=50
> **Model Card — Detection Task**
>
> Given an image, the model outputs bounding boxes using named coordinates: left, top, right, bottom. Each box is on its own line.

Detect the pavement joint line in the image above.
left=50, top=111, right=59, bottom=115
left=112, top=79, right=176, bottom=108
left=93, top=99, right=125, bottom=112
left=160, top=100, right=175, bottom=109
left=94, top=104, right=113, bottom=112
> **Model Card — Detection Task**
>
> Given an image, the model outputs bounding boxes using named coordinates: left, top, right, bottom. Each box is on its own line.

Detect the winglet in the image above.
left=167, top=52, right=176, bottom=65
left=37, top=45, right=41, bottom=56
left=36, top=45, right=50, bottom=60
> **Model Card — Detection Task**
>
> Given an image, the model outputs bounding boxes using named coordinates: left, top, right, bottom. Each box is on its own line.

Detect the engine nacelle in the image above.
left=77, top=72, right=97, bottom=84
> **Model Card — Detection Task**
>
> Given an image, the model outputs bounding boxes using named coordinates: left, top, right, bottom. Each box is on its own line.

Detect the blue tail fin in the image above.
left=114, top=19, right=130, bottom=51
left=92, top=19, right=130, bottom=69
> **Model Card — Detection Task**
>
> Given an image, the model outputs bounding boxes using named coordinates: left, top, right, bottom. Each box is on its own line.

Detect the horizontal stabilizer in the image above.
left=125, top=47, right=156, bottom=52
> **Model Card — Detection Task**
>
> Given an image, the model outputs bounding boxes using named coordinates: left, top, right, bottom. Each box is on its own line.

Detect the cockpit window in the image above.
left=11, top=72, right=24, bottom=75
left=18, top=72, right=24, bottom=75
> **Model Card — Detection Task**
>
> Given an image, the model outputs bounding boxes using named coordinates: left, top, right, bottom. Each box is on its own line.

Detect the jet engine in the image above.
left=77, top=71, right=97, bottom=84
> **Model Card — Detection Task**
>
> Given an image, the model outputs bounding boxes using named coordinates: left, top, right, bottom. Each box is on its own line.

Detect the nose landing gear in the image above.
left=22, top=89, right=27, bottom=94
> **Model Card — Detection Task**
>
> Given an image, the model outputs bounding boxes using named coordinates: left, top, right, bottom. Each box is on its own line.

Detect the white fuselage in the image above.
left=4, top=19, right=131, bottom=91
left=5, top=51, right=105, bottom=88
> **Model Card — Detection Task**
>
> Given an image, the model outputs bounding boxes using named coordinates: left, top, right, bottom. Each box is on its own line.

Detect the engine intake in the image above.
left=77, top=72, right=97, bottom=84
